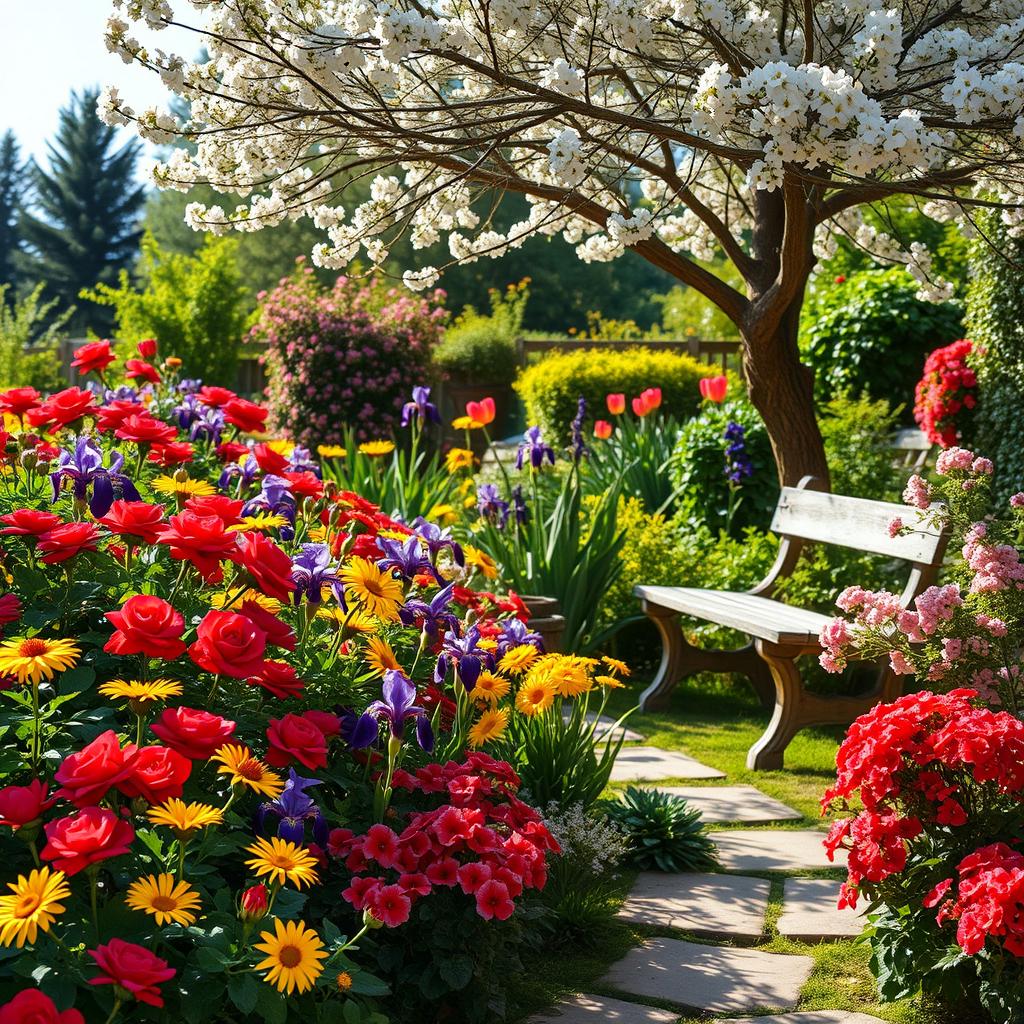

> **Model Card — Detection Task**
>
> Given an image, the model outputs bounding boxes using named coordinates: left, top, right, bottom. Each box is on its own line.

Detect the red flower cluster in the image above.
left=914, top=338, right=977, bottom=447
left=335, top=754, right=559, bottom=926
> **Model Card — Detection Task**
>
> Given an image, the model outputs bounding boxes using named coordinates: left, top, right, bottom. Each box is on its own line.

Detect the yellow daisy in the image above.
left=316, top=445, right=347, bottom=459
left=148, top=799, right=224, bottom=838
left=596, top=674, right=626, bottom=689
left=315, top=606, right=378, bottom=632
left=452, top=415, right=484, bottom=430
left=468, top=707, right=510, bottom=748
left=515, top=676, right=557, bottom=717
left=445, top=448, right=475, bottom=473
left=228, top=512, right=289, bottom=533
left=427, top=504, right=458, bottom=525
left=98, top=678, right=183, bottom=706
left=254, top=918, right=328, bottom=995
left=151, top=474, right=217, bottom=499
left=245, top=837, right=320, bottom=890
left=601, top=655, right=631, bottom=677
left=0, top=636, right=79, bottom=687
left=463, top=545, right=498, bottom=579
left=125, top=873, right=201, bottom=927
left=210, top=744, right=284, bottom=798
left=358, top=440, right=395, bottom=457
left=364, top=635, right=402, bottom=676
left=498, top=645, right=540, bottom=675
left=538, top=656, right=592, bottom=698
left=0, top=868, right=70, bottom=948
left=470, top=672, right=511, bottom=705
left=210, top=589, right=282, bottom=613
left=338, top=558, right=404, bottom=621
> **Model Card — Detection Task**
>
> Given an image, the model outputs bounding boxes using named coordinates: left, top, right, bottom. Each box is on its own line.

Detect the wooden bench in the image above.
left=891, top=427, right=934, bottom=475
left=634, top=477, right=949, bottom=770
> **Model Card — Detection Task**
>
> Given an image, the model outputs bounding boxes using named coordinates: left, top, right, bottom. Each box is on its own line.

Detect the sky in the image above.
left=0, top=2, right=196, bottom=169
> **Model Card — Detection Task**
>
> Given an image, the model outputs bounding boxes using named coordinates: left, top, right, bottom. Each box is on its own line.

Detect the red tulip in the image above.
left=606, top=393, right=625, bottom=415
left=699, top=375, right=728, bottom=403
left=594, top=420, right=613, bottom=439
left=465, top=397, right=495, bottom=426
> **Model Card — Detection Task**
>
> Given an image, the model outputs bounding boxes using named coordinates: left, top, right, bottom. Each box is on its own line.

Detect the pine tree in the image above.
left=20, top=89, right=145, bottom=332
left=0, top=131, right=26, bottom=296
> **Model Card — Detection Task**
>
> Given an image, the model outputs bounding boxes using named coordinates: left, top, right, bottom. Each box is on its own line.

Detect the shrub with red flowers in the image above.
left=249, top=262, right=447, bottom=446
left=914, top=338, right=978, bottom=447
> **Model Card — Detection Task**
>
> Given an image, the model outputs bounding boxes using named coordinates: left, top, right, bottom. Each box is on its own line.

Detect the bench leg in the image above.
left=747, top=644, right=804, bottom=770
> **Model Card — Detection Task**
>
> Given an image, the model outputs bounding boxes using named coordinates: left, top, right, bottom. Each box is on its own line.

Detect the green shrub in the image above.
left=0, top=284, right=70, bottom=392
left=819, top=391, right=903, bottom=501
left=515, top=345, right=712, bottom=440
left=801, top=267, right=963, bottom=413
left=84, top=231, right=248, bottom=385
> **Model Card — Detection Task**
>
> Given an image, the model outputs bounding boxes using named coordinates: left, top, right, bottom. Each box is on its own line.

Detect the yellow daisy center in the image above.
left=278, top=945, right=303, bottom=968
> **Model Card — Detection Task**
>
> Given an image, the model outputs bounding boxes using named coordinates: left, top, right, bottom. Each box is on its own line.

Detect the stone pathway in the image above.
left=530, top=739, right=876, bottom=1024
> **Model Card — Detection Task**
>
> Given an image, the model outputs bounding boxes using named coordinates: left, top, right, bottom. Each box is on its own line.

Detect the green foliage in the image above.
left=19, top=89, right=145, bottom=334
left=433, top=280, right=527, bottom=384
left=84, top=231, right=247, bottom=385
left=603, top=787, right=718, bottom=872
left=670, top=396, right=779, bottom=535
left=819, top=392, right=903, bottom=501
left=515, top=346, right=711, bottom=441
left=801, top=267, right=963, bottom=413
left=0, top=131, right=27, bottom=295
left=0, top=283, right=70, bottom=391
left=965, top=209, right=1024, bottom=502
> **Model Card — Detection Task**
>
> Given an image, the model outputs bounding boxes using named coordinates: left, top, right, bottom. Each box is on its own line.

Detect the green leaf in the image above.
left=193, top=946, right=229, bottom=973
left=228, top=972, right=260, bottom=1015
left=438, top=954, right=474, bottom=991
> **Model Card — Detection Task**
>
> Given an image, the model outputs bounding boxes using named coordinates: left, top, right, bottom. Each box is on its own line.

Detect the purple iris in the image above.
left=434, top=625, right=494, bottom=689
left=288, top=446, right=321, bottom=476
left=218, top=452, right=259, bottom=494
left=498, top=616, right=544, bottom=655
left=189, top=405, right=226, bottom=444
left=241, top=475, right=297, bottom=540
left=348, top=670, right=434, bottom=752
left=412, top=518, right=464, bottom=567
left=510, top=484, right=530, bottom=526
left=255, top=770, right=329, bottom=846
left=399, top=582, right=459, bottom=640
left=516, top=426, right=555, bottom=471
left=476, top=483, right=509, bottom=526
left=175, top=379, right=202, bottom=394
left=89, top=384, right=140, bottom=404
left=724, top=422, right=753, bottom=484
left=49, top=436, right=141, bottom=518
left=569, top=396, right=589, bottom=463
left=291, top=543, right=337, bottom=605
left=378, top=534, right=441, bottom=582
left=401, top=386, right=441, bottom=427
left=174, top=394, right=201, bottom=431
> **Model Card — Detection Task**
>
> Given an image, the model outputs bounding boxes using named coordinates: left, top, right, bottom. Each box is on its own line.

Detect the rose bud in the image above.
left=138, top=338, right=158, bottom=359
left=239, top=883, right=269, bottom=922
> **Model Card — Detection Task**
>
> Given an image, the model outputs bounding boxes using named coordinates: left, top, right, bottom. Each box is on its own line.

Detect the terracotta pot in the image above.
left=522, top=595, right=565, bottom=653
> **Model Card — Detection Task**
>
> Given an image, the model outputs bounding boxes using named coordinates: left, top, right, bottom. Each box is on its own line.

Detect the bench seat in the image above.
left=635, top=586, right=831, bottom=647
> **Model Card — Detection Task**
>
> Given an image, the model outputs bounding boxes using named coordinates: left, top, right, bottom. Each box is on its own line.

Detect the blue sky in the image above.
left=0, top=2, right=196, bottom=168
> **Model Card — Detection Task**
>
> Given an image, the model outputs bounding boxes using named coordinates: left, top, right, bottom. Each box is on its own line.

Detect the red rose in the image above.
left=149, top=706, right=236, bottom=760
left=34, top=388, right=98, bottom=428
left=137, top=338, right=158, bottom=359
left=94, top=400, right=142, bottom=434
left=70, top=340, right=115, bottom=377
left=240, top=600, right=296, bottom=650
left=148, top=442, right=194, bottom=467
left=283, top=471, right=323, bottom=499
left=124, top=359, right=161, bottom=384
left=0, top=509, right=62, bottom=537
left=97, top=501, right=166, bottom=545
left=0, top=388, right=41, bottom=418
left=55, top=730, right=139, bottom=807
left=247, top=660, right=305, bottom=699
left=303, top=710, right=342, bottom=738
left=223, top=397, right=268, bottom=434
left=188, top=609, right=268, bottom=679
left=265, top=712, right=329, bottom=770
left=183, top=494, right=244, bottom=525
left=251, top=443, right=289, bottom=475
left=88, top=939, right=175, bottom=1008
left=0, top=989, right=84, bottom=1024
left=114, top=414, right=177, bottom=446
left=37, top=522, right=99, bottom=564
left=231, top=532, right=294, bottom=601
left=104, top=595, right=186, bottom=659
left=216, top=441, right=250, bottom=462
left=0, top=593, right=22, bottom=625
left=0, top=779, right=56, bottom=830
left=198, top=386, right=236, bottom=408
left=118, top=745, right=192, bottom=805
left=41, top=807, right=135, bottom=875
left=156, top=511, right=239, bottom=583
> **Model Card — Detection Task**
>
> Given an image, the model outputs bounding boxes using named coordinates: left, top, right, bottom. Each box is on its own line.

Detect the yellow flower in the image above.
left=317, top=444, right=347, bottom=459
left=228, top=512, right=289, bottom=533
left=0, top=868, right=70, bottom=947
left=336, top=971, right=353, bottom=992
left=535, top=655, right=592, bottom=698
left=470, top=671, right=511, bottom=705
left=364, top=635, right=402, bottom=676
left=210, top=744, right=284, bottom=798
left=246, top=837, right=320, bottom=889
left=0, top=636, right=79, bottom=687
left=445, top=448, right=475, bottom=473
left=358, top=440, right=395, bottom=457
left=463, top=545, right=498, bottom=579
left=152, top=474, right=217, bottom=499
left=254, top=918, right=328, bottom=995
left=316, top=606, right=378, bottom=632
left=601, top=655, right=631, bottom=677
left=98, top=678, right=183, bottom=706
left=125, top=874, right=201, bottom=927
left=452, top=415, right=485, bottom=430
left=515, top=676, right=557, bottom=716
left=427, top=504, right=458, bottom=525
left=210, top=589, right=282, bottom=613
left=266, top=440, right=293, bottom=455
left=338, top=558, right=404, bottom=621
left=596, top=674, right=626, bottom=689
left=468, top=707, right=510, bottom=748
left=148, top=799, right=224, bottom=838
left=498, top=645, right=540, bottom=675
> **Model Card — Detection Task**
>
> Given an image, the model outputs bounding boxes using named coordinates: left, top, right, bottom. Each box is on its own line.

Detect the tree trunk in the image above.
left=742, top=295, right=831, bottom=490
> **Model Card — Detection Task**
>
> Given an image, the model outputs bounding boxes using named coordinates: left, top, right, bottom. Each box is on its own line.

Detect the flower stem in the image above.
left=102, top=997, right=122, bottom=1024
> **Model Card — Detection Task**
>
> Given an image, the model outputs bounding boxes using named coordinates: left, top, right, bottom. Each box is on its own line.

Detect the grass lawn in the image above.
left=509, top=673, right=953, bottom=1024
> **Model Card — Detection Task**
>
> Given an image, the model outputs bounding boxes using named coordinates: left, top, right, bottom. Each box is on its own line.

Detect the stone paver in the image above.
left=572, top=711, right=644, bottom=743
left=726, top=1013, right=886, bottom=1024
left=712, top=830, right=845, bottom=871
left=602, top=938, right=813, bottom=1014
left=777, top=878, right=864, bottom=942
left=658, top=785, right=801, bottom=824
left=529, top=994, right=678, bottom=1023
left=610, top=746, right=725, bottom=782
left=618, top=872, right=769, bottom=941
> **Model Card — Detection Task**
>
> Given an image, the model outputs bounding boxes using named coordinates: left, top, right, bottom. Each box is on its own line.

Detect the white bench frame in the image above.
left=634, top=476, right=949, bottom=770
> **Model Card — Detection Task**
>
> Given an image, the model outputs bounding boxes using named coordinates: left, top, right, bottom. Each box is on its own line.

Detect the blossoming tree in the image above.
left=100, top=0, right=1024, bottom=484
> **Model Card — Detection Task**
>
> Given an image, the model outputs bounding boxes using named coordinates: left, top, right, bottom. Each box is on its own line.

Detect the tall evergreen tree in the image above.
left=20, top=89, right=145, bottom=332
left=0, top=131, right=26, bottom=297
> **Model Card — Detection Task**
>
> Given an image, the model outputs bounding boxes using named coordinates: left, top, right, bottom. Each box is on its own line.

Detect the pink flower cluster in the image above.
left=963, top=522, right=1024, bottom=593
